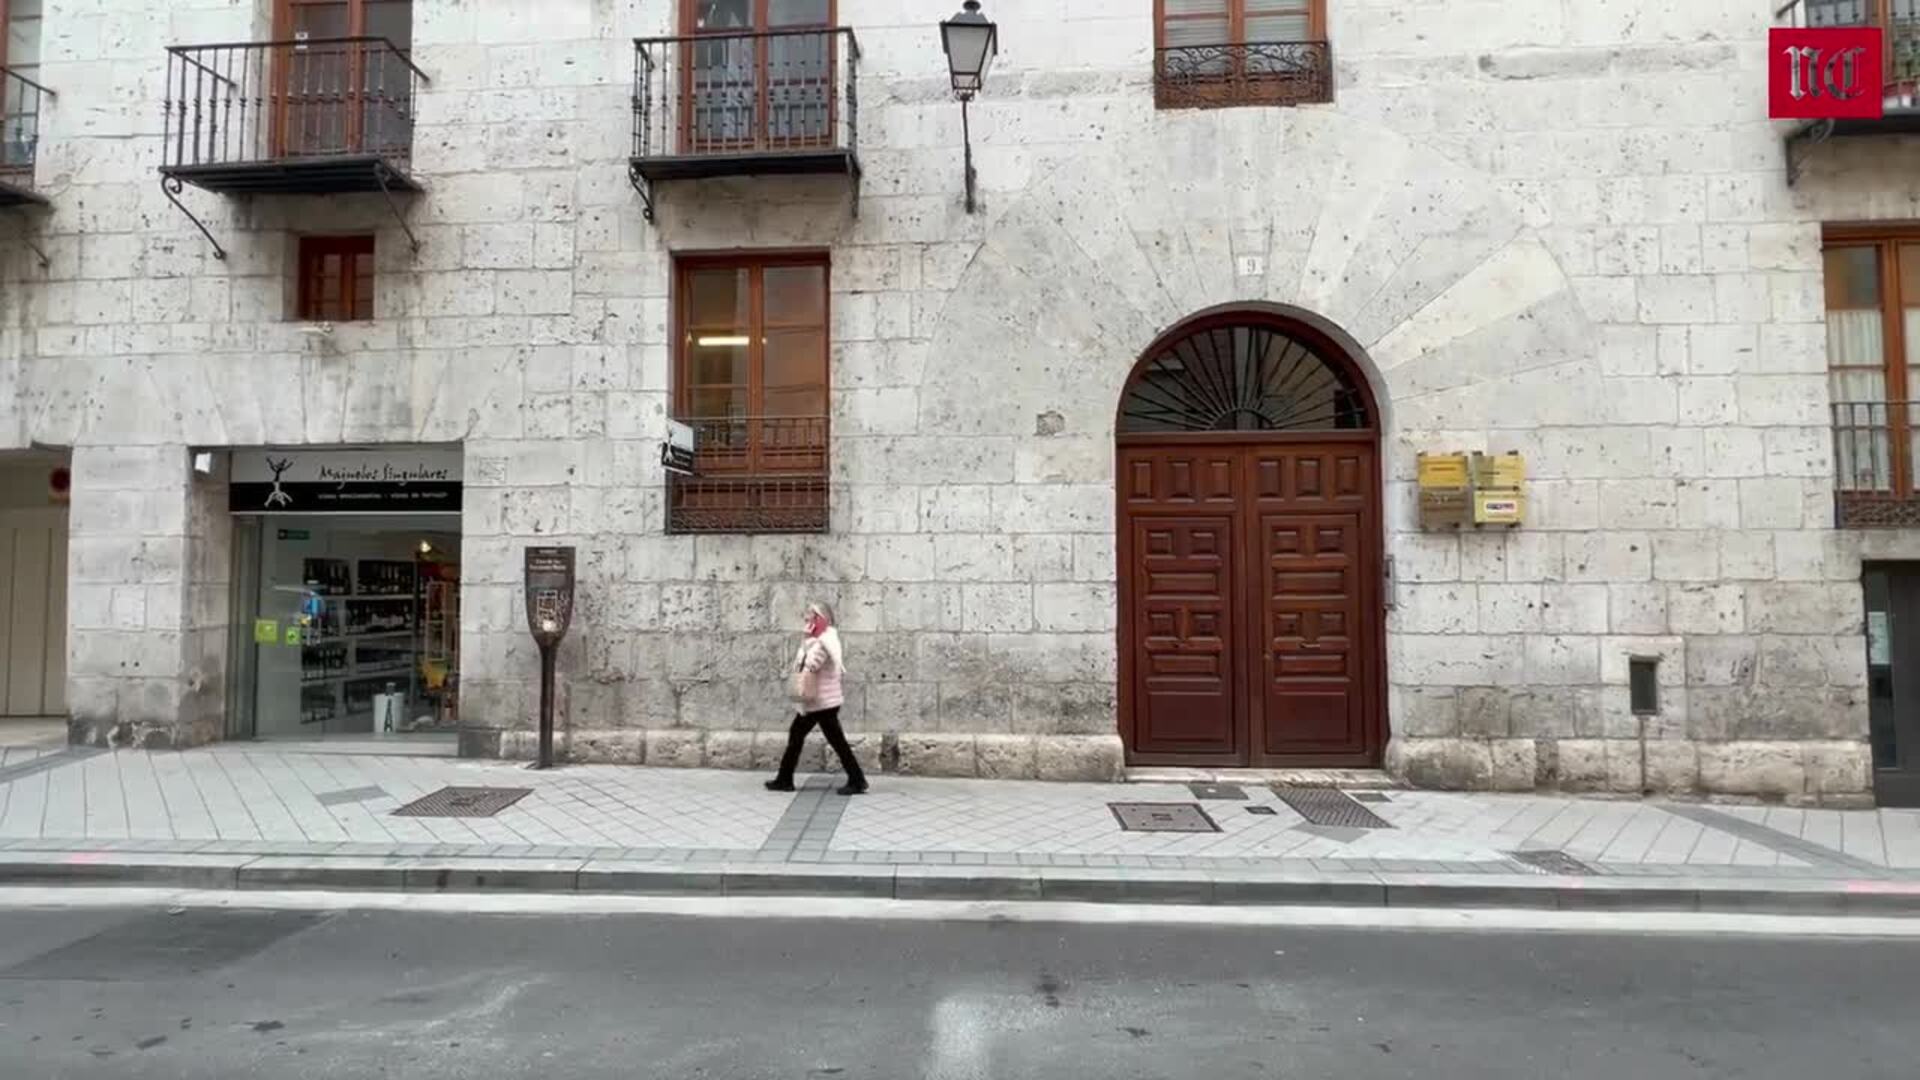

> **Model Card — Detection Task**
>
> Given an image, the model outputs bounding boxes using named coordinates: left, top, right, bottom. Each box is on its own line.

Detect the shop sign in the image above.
left=662, top=419, right=696, bottom=476
left=1769, top=27, right=1882, bottom=121
left=230, top=447, right=463, bottom=513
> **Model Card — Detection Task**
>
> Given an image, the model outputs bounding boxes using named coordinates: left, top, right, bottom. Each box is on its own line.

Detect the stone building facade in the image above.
left=0, top=0, right=1909, bottom=804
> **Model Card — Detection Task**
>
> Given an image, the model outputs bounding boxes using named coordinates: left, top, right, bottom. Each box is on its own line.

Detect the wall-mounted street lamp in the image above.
left=939, top=0, right=997, bottom=213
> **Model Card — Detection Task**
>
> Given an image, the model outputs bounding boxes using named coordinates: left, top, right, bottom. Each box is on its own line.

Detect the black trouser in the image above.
left=775, top=706, right=865, bottom=785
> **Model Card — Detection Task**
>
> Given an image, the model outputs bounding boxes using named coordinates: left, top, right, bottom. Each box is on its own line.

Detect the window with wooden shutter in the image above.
left=1154, top=0, right=1331, bottom=109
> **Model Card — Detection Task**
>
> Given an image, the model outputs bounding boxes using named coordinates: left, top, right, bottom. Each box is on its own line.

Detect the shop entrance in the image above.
left=1866, top=563, right=1920, bottom=806
left=0, top=455, right=69, bottom=743
left=226, top=447, right=462, bottom=745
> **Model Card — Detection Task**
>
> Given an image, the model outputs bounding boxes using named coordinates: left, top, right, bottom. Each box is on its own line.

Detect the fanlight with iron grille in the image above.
left=1119, top=322, right=1370, bottom=433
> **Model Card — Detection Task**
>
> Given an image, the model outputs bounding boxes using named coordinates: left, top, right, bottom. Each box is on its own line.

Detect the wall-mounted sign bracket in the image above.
left=1784, top=118, right=1835, bottom=187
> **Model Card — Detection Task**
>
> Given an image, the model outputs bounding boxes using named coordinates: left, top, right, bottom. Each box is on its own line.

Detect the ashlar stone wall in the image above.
left=1, top=0, right=1908, bottom=801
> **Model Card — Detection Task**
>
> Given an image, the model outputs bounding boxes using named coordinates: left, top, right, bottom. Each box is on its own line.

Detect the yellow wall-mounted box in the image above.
left=1470, top=452, right=1525, bottom=490
left=1417, top=452, right=1469, bottom=490
left=1474, top=490, right=1525, bottom=526
left=1420, top=488, right=1472, bottom=529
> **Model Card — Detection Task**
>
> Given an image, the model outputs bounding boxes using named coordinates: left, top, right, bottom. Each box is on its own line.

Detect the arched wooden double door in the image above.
left=1116, top=308, right=1385, bottom=768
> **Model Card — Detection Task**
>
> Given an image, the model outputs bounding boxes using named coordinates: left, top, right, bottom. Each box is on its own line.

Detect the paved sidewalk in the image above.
left=1, top=742, right=1919, bottom=913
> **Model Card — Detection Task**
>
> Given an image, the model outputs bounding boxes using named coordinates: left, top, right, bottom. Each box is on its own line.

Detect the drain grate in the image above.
left=1507, top=850, right=1596, bottom=876
left=1109, top=802, right=1220, bottom=833
left=1245, top=805, right=1277, bottom=816
left=1187, top=782, right=1247, bottom=801
left=392, top=786, right=531, bottom=819
left=1349, top=792, right=1391, bottom=804
left=1271, top=786, right=1393, bottom=829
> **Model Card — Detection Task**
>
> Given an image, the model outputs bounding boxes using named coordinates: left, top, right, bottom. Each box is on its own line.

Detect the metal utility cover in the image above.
left=1271, top=786, right=1393, bottom=829
left=1245, top=805, right=1278, bottom=816
left=1187, top=782, right=1248, bottom=800
left=1508, top=850, right=1596, bottom=876
left=392, top=786, right=532, bottom=819
left=1109, top=802, right=1220, bottom=833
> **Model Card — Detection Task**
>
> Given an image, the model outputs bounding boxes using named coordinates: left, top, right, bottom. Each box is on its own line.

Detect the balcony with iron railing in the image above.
left=1832, top=401, right=1920, bottom=526
left=630, top=27, right=860, bottom=221
left=666, top=415, right=830, bottom=534
left=1779, top=1, right=1920, bottom=181
left=0, top=66, right=53, bottom=205
left=1153, top=41, right=1332, bottom=110
left=160, top=36, right=428, bottom=195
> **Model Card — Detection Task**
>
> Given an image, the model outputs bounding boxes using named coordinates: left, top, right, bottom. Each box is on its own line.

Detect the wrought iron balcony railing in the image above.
left=1154, top=41, right=1332, bottom=110
left=0, top=66, right=52, bottom=205
left=630, top=28, right=861, bottom=221
left=160, top=36, right=427, bottom=195
left=666, top=415, right=830, bottom=534
left=1833, top=401, right=1920, bottom=526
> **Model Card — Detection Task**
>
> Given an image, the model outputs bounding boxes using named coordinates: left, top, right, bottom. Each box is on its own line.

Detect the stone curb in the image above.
left=1, top=852, right=1918, bottom=916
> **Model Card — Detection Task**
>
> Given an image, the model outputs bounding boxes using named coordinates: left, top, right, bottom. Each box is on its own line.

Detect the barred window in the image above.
left=1826, top=227, right=1920, bottom=526
left=1153, top=0, right=1331, bottom=109
left=669, top=252, right=830, bottom=534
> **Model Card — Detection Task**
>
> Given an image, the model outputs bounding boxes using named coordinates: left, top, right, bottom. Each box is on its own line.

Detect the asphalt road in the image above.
left=0, top=902, right=1914, bottom=1078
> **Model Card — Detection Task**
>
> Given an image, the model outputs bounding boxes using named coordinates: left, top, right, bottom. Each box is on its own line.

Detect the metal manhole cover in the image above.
left=1507, top=850, right=1595, bottom=876
left=392, top=786, right=532, bottom=819
left=1271, top=786, right=1393, bottom=829
left=1109, top=802, right=1219, bottom=833
left=1187, top=782, right=1247, bottom=800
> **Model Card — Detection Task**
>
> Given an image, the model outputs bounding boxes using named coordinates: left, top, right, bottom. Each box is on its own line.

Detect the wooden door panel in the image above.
left=1250, top=446, right=1368, bottom=507
left=1121, top=439, right=1380, bottom=768
left=1254, top=510, right=1365, bottom=759
left=1130, top=514, right=1238, bottom=756
left=1123, top=449, right=1240, bottom=506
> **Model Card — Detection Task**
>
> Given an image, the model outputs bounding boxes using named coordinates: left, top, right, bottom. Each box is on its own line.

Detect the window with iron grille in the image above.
left=296, top=234, right=375, bottom=322
left=671, top=252, right=830, bottom=534
left=1154, top=0, right=1330, bottom=110
left=1824, top=227, right=1920, bottom=527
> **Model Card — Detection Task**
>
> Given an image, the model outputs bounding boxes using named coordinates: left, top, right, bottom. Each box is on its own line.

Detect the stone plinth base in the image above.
left=487, top=728, right=1127, bottom=783
left=1385, top=737, right=1874, bottom=807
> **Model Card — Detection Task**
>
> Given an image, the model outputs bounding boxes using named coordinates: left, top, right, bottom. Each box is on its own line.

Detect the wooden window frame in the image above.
left=269, top=0, right=412, bottom=159
left=675, top=0, right=839, bottom=156
left=669, top=249, right=831, bottom=534
left=1153, top=0, right=1331, bottom=110
left=295, top=234, right=376, bottom=322
left=1154, top=0, right=1327, bottom=49
left=1824, top=223, right=1920, bottom=524
left=1806, top=0, right=1918, bottom=87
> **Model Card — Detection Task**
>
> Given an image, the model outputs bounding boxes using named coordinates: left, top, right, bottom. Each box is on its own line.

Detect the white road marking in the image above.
left=0, top=886, right=1917, bottom=939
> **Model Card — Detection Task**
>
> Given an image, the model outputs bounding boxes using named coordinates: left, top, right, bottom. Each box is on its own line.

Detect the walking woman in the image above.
left=766, top=602, right=869, bottom=796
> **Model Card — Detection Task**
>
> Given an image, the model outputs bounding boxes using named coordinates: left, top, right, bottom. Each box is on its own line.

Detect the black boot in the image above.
left=765, top=778, right=796, bottom=792
left=835, top=780, right=868, bottom=796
